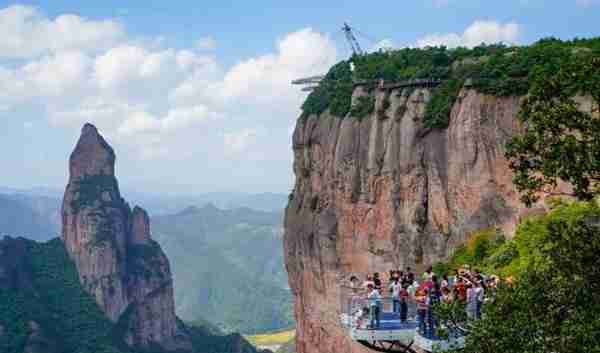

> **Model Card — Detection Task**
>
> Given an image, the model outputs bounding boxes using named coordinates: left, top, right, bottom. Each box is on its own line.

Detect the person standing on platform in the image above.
left=373, top=272, right=382, bottom=291
left=399, top=284, right=410, bottom=323
left=367, top=284, right=382, bottom=329
left=466, top=282, right=478, bottom=320
left=475, top=280, right=485, bottom=320
left=416, top=287, right=429, bottom=336
left=389, top=277, right=402, bottom=314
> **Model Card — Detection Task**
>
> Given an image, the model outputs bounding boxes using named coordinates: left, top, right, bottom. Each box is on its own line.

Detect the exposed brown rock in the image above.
left=284, top=87, right=546, bottom=353
left=61, top=123, right=191, bottom=351
left=131, top=206, right=151, bottom=245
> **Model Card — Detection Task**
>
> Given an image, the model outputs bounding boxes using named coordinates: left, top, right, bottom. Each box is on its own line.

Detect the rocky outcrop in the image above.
left=284, top=87, right=542, bottom=353
left=61, top=123, right=191, bottom=351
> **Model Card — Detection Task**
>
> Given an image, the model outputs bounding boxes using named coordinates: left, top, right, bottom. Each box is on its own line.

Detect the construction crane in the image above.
left=292, top=22, right=366, bottom=92
left=342, top=22, right=364, bottom=56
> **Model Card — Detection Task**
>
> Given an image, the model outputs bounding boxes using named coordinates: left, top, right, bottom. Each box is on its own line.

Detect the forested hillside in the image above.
left=152, top=204, right=293, bottom=334
left=0, top=237, right=261, bottom=353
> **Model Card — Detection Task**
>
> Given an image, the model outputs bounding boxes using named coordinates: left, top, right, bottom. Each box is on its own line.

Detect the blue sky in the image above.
left=0, top=0, right=599, bottom=195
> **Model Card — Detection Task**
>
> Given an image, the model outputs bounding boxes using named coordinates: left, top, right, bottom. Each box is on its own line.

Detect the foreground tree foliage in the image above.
left=506, top=55, right=600, bottom=206
left=458, top=201, right=600, bottom=353
left=434, top=202, right=600, bottom=353
left=441, top=52, right=600, bottom=353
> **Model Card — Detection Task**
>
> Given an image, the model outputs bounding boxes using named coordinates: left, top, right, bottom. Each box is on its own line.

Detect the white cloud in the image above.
left=220, top=28, right=337, bottom=102
left=417, top=20, right=521, bottom=48
left=117, top=105, right=218, bottom=136
left=22, top=51, right=92, bottom=96
left=0, top=5, right=124, bottom=58
left=196, top=36, right=217, bottom=51
left=0, top=2, right=336, bottom=191
left=93, top=45, right=171, bottom=89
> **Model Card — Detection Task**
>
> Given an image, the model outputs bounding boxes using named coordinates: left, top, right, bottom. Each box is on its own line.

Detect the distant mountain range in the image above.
left=128, top=192, right=288, bottom=215
left=152, top=204, right=293, bottom=334
left=0, top=187, right=291, bottom=335
left=0, top=124, right=270, bottom=353
left=0, top=187, right=287, bottom=215
left=0, top=193, right=60, bottom=241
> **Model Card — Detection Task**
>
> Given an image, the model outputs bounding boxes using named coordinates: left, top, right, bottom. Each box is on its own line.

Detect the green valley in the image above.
left=151, top=204, right=294, bottom=334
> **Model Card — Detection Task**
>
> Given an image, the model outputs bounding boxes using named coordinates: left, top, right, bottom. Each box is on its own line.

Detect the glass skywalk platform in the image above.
left=340, top=289, right=466, bottom=353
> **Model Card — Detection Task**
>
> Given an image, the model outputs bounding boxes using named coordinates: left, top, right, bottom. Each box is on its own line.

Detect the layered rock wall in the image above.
left=284, top=87, right=535, bottom=353
left=62, top=124, right=191, bottom=351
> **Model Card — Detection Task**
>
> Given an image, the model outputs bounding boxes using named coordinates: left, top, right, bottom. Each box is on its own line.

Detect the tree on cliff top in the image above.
left=505, top=55, right=600, bottom=206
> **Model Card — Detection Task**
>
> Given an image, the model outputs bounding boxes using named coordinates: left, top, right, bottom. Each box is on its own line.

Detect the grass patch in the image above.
left=245, top=329, right=295, bottom=347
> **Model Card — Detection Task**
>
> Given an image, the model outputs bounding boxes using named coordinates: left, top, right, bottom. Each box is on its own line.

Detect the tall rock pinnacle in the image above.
left=69, top=123, right=116, bottom=180
left=61, top=123, right=191, bottom=351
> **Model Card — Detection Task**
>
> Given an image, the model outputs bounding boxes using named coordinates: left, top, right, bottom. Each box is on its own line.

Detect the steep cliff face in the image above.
left=284, top=86, right=537, bottom=353
left=62, top=124, right=191, bottom=351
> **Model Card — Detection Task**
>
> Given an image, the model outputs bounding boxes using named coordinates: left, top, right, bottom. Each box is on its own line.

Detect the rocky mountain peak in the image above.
left=61, top=124, right=191, bottom=351
left=69, top=123, right=116, bottom=181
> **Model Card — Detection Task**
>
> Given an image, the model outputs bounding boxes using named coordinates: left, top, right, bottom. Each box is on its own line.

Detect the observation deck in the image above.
left=339, top=285, right=466, bottom=353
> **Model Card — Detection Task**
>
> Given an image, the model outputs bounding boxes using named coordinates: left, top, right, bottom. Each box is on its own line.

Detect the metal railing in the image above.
left=341, top=296, right=419, bottom=329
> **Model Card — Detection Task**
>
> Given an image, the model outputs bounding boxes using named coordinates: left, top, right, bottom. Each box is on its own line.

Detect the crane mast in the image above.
left=342, top=22, right=364, bottom=56
left=292, top=23, right=365, bottom=91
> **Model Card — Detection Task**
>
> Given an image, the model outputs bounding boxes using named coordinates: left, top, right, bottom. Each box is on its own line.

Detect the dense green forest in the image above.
left=0, top=238, right=125, bottom=353
left=301, top=37, right=600, bottom=129
left=0, top=237, right=260, bottom=353
left=433, top=200, right=597, bottom=279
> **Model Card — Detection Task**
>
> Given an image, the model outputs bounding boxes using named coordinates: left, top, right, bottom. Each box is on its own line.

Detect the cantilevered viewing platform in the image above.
left=339, top=282, right=467, bottom=353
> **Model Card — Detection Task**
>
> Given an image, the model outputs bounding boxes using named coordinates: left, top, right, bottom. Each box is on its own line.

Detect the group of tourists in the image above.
left=348, top=265, right=501, bottom=338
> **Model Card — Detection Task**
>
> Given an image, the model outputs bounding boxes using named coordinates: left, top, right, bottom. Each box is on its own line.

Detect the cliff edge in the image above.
left=284, top=84, right=532, bottom=353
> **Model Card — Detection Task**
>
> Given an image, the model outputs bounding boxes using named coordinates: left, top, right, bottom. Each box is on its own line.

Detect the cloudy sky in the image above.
left=1, top=0, right=598, bottom=195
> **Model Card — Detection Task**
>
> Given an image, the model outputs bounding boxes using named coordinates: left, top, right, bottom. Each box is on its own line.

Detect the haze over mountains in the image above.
left=1, top=124, right=272, bottom=353
left=0, top=193, right=60, bottom=241
left=0, top=186, right=290, bottom=334
left=1, top=187, right=286, bottom=214
left=152, top=204, right=293, bottom=334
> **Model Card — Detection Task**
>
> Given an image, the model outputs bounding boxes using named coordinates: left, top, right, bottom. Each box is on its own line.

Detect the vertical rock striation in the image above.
left=284, top=87, right=541, bottom=353
left=61, top=123, right=191, bottom=351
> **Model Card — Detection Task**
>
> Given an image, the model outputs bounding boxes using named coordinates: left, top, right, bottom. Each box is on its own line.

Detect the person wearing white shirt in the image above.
left=366, top=284, right=382, bottom=329
left=466, top=282, right=478, bottom=320
left=474, top=281, right=485, bottom=320
left=407, top=280, right=418, bottom=320
left=389, top=279, right=402, bottom=314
